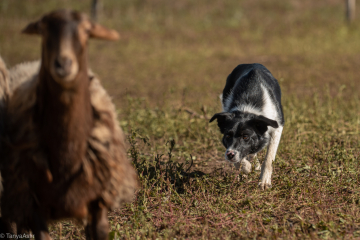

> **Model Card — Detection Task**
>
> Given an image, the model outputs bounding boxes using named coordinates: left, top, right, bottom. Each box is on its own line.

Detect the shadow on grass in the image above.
left=128, top=130, right=207, bottom=195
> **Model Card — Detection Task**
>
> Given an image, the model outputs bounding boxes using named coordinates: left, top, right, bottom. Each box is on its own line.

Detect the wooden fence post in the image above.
left=346, top=0, right=356, bottom=22
left=91, top=0, right=99, bottom=21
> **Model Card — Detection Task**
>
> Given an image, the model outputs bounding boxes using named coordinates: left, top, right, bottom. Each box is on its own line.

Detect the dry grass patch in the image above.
left=1, top=0, right=359, bottom=239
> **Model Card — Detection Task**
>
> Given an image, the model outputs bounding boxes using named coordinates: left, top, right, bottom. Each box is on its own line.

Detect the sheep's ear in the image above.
left=88, top=22, right=119, bottom=41
left=22, top=21, right=42, bottom=35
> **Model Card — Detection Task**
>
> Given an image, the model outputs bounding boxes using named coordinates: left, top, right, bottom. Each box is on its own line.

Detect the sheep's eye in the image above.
left=243, top=135, right=249, bottom=141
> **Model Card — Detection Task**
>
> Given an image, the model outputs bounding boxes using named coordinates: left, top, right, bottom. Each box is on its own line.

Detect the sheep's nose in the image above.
left=226, top=151, right=235, bottom=160
left=54, top=56, right=72, bottom=77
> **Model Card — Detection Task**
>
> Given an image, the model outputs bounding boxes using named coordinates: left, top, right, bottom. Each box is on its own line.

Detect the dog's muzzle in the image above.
left=225, top=149, right=241, bottom=163
left=226, top=150, right=235, bottom=160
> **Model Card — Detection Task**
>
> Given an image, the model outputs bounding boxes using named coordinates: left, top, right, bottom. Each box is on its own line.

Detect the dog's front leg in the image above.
left=259, top=126, right=283, bottom=190
left=234, top=157, right=251, bottom=174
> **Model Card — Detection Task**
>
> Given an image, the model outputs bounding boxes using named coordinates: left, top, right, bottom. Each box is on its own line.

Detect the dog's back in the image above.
left=221, top=63, right=284, bottom=126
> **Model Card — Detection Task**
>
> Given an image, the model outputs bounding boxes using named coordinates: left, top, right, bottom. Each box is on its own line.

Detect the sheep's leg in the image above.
left=0, top=218, right=17, bottom=238
left=0, top=218, right=16, bottom=233
left=85, top=224, right=92, bottom=240
left=92, top=203, right=109, bottom=240
left=86, top=201, right=109, bottom=240
left=29, top=211, right=51, bottom=240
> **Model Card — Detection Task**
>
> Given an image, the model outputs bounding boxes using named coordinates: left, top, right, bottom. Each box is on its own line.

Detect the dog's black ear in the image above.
left=248, top=115, right=279, bottom=135
left=209, top=112, right=235, bottom=133
left=209, top=112, right=234, bottom=123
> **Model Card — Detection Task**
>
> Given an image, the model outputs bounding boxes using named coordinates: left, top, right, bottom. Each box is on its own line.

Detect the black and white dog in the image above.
left=210, top=63, right=284, bottom=190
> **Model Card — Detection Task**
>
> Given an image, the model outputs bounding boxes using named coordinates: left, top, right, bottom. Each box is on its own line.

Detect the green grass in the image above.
left=1, top=0, right=360, bottom=239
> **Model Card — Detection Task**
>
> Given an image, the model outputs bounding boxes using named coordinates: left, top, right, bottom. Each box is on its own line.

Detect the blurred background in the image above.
left=1, top=0, right=359, bottom=109
left=1, top=0, right=359, bottom=174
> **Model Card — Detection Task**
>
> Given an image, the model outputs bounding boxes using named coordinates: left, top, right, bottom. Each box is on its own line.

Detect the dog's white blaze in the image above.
left=260, top=84, right=279, bottom=123
left=223, top=84, right=279, bottom=124
left=232, top=104, right=262, bottom=116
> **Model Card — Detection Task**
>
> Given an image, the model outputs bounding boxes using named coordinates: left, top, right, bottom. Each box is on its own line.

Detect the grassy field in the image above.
left=1, top=0, right=360, bottom=239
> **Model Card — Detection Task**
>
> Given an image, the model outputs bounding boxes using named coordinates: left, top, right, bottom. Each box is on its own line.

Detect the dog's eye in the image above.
left=243, top=135, right=249, bottom=141
left=225, top=134, right=232, bottom=139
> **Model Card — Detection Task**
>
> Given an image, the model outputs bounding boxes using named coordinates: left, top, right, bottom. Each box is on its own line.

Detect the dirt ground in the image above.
left=1, top=0, right=360, bottom=239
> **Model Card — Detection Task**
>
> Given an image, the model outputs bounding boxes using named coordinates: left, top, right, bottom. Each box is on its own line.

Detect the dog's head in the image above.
left=209, top=111, right=278, bottom=163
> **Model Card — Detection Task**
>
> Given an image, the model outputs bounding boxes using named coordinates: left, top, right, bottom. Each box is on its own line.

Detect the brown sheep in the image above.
left=0, top=56, right=10, bottom=195
left=0, top=56, right=9, bottom=201
left=1, top=9, right=138, bottom=240
left=0, top=56, right=9, bottom=138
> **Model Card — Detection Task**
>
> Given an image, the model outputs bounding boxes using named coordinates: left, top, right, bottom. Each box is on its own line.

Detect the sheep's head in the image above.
left=22, top=9, right=119, bottom=85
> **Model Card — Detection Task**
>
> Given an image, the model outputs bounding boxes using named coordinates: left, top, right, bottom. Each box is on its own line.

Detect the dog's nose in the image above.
left=226, top=151, right=235, bottom=160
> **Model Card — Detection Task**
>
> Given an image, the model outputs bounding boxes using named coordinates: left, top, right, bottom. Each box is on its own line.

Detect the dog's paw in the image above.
left=254, top=162, right=261, bottom=171
left=258, top=182, right=272, bottom=190
left=258, top=162, right=272, bottom=190
left=241, top=160, right=252, bottom=174
left=233, top=159, right=251, bottom=174
left=258, top=172, right=272, bottom=190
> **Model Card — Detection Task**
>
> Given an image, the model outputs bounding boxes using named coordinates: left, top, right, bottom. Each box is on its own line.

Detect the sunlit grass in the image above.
left=1, top=0, right=360, bottom=239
